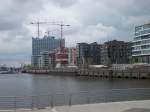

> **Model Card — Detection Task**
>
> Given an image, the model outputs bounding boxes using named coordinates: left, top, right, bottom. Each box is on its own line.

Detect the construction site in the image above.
left=30, top=21, right=74, bottom=69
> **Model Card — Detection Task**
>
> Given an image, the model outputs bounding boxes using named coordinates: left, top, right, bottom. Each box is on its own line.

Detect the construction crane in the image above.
left=31, top=21, right=70, bottom=68
left=31, top=21, right=70, bottom=50
left=49, top=23, right=70, bottom=50
left=30, top=21, right=47, bottom=38
left=45, top=29, right=59, bottom=37
left=44, top=22, right=70, bottom=68
left=55, top=23, right=70, bottom=40
left=43, top=22, right=70, bottom=50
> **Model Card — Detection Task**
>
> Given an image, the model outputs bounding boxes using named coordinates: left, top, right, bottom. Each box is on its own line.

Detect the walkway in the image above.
left=54, top=100, right=150, bottom=112
left=1, top=100, right=150, bottom=112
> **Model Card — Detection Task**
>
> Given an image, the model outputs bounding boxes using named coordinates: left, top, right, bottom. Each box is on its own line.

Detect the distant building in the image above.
left=40, top=51, right=50, bottom=68
left=76, top=42, right=101, bottom=67
left=31, top=55, right=41, bottom=67
left=49, top=52, right=56, bottom=69
left=76, top=43, right=89, bottom=67
left=132, top=23, right=150, bottom=64
left=101, top=40, right=132, bottom=65
left=90, top=42, right=101, bottom=65
left=39, top=51, right=56, bottom=69
left=55, top=48, right=68, bottom=68
left=68, top=48, right=77, bottom=66
left=31, top=35, right=64, bottom=67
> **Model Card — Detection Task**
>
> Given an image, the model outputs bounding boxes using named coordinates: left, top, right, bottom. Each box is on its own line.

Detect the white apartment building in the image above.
left=132, top=23, right=150, bottom=63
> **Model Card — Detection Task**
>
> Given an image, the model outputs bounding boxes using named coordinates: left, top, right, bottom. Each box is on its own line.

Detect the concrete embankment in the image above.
left=26, top=68, right=150, bottom=79
left=77, top=69, right=150, bottom=79
left=26, top=69, right=77, bottom=76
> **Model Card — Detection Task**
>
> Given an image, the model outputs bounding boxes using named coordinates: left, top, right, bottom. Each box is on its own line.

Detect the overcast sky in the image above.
left=0, top=0, right=150, bottom=66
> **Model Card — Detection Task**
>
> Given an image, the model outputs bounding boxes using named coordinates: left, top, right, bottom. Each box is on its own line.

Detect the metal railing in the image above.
left=0, top=88, right=150, bottom=111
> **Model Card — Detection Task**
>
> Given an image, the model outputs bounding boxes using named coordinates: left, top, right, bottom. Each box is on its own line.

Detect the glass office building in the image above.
left=31, top=36, right=64, bottom=66
left=132, top=23, right=150, bottom=63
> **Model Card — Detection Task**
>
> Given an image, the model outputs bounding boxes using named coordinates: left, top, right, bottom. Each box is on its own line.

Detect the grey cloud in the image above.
left=0, top=0, right=45, bottom=31
left=0, top=13, right=21, bottom=31
left=49, top=0, right=78, bottom=7
left=74, top=0, right=150, bottom=43
left=113, top=0, right=150, bottom=16
left=0, top=0, right=150, bottom=66
left=0, top=0, right=46, bottom=43
left=0, top=0, right=46, bottom=65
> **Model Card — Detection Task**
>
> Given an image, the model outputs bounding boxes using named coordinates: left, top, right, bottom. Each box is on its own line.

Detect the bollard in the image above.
left=31, top=96, right=34, bottom=110
left=14, top=97, right=16, bottom=112
left=51, top=95, right=54, bottom=108
left=69, top=94, right=72, bottom=106
left=87, top=93, right=90, bottom=104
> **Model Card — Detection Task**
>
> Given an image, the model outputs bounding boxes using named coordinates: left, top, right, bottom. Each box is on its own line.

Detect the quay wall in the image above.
left=26, top=68, right=150, bottom=79
left=77, top=69, right=150, bottom=79
left=26, top=69, right=77, bottom=76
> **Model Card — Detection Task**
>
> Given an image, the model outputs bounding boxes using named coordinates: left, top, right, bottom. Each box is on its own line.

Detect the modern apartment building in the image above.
left=39, top=51, right=56, bottom=69
left=101, top=40, right=132, bottom=65
left=40, top=51, right=51, bottom=68
left=76, top=43, right=89, bottom=67
left=68, top=48, right=77, bottom=66
left=90, top=42, right=101, bottom=65
left=76, top=42, right=101, bottom=67
left=132, top=23, right=150, bottom=63
left=31, top=36, right=64, bottom=66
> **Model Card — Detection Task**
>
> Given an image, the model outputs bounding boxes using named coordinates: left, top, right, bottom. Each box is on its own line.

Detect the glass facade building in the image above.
left=76, top=42, right=101, bottom=67
left=31, top=36, right=64, bottom=66
left=132, top=23, right=150, bottom=63
left=101, top=40, right=132, bottom=65
left=32, top=36, right=62, bottom=55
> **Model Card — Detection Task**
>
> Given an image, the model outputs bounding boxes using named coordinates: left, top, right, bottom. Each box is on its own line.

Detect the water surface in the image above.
left=0, top=73, right=150, bottom=96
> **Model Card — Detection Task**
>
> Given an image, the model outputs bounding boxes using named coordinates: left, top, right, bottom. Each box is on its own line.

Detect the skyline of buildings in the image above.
left=0, top=0, right=150, bottom=67
left=76, top=40, right=132, bottom=68
left=30, top=22, right=150, bottom=68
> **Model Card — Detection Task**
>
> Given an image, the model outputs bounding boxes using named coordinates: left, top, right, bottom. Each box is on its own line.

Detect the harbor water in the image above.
left=0, top=73, right=150, bottom=109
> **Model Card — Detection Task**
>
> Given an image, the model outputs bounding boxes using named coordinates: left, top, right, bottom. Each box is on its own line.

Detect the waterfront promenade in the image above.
left=54, top=100, right=150, bottom=112
left=2, top=100, right=150, bottom=112
left=0, top=88, right=150, bottom=111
